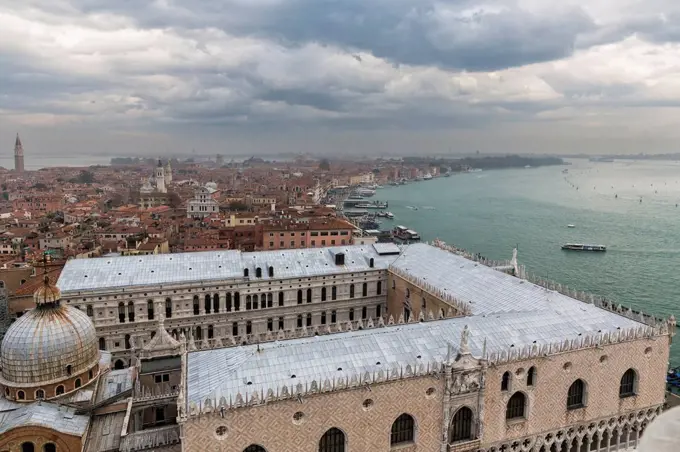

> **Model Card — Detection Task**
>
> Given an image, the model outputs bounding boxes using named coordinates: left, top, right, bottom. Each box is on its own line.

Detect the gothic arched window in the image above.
left=501, top=371, right=511, bottom=391
left=306, top=288, right=312, bottom=303
left=362, top=282, right=367, bottom=297
left=165, top=299, right=172, bottom=318
left=244, top=446, right=267, bottom=452
left=349, top=284, right=355, bottom=298
left=620, top=369, right=637, bottom=398
left=567, top=379, right=586, bottom=409
left=193, top=295, right=200, bottom=315
left=450, top=406, right=473, bottom=443
left=391, top=413, right=415, bottom=445
left=527, top=366, right=536, bottom=386
left=506, top=392, right=526, bottom=419
left=319, top=428, right=345, bottom=452
left=204, top=294, right=211, bottom=314
left=213, top=294, right=220, bottom=313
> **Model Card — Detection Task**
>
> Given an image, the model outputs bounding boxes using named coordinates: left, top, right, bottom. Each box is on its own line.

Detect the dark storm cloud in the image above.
left=61, top=0, right=597, bottom=71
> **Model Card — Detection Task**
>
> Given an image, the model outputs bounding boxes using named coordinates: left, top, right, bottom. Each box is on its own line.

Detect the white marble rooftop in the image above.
left=187, top=307, right=642, bottom=405
left=392, top=243, right=592, bottom=316
left=57, top=244, right=397, bottom=293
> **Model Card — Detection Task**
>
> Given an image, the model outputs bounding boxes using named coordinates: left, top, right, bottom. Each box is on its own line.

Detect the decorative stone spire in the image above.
left=141, top=301, right=180, bottom=359
left=459, top=325, right=470, bottom=355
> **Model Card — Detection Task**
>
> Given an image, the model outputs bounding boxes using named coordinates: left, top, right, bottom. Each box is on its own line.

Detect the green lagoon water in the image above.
left=376, top=159, right=680, bottom=365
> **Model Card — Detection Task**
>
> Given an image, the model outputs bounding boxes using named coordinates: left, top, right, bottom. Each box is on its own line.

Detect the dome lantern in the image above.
left=33, top=275, right=62, bottom=306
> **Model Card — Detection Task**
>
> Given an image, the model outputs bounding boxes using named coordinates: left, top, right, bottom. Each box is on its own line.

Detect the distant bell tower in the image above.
left=164, top=160, right=172, bottom=185
left=155, top=159, right=167, bottom=193
left=14, top=133, right=24, bottom=173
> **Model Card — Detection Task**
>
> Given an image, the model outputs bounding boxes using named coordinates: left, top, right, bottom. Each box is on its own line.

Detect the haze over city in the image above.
left=3, top=0, right=680, bottom=157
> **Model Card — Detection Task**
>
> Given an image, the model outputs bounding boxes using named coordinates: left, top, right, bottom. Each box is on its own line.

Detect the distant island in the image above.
left=402, top=154, right=564, bottom=170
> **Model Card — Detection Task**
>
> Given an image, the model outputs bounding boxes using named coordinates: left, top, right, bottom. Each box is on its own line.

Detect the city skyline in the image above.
left=3, top=1, right=680, bottom=155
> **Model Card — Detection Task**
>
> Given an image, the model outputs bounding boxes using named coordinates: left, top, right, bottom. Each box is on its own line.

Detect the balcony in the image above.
left=120, top=424, right=180, bottom=452
left=448, top=439, right=481, bottom=452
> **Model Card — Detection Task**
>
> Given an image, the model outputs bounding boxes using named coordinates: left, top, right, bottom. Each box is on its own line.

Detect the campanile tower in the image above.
left=14, top=133, right=24, bottom=173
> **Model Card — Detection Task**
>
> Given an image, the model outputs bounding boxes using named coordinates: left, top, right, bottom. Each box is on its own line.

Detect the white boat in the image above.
left=567, top=224, right=575, bottom=228
left=423, top=173, right=433, bottom=180
left=385, top=212, right=394, bottom=219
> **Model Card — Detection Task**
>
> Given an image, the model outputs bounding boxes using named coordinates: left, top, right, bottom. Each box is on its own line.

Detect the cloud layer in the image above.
left=3, top=0, right=680, bottom=156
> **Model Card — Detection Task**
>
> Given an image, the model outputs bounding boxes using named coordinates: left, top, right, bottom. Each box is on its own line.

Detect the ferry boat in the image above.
left=393, top=225, right=421, bottom=242
left=561, top=243, right=606, bottom=252
left=355, top=201, right=388, bottom=209
left=377, top=211, right=394, bottom=219
left=355, top=188, right=376, bottom=197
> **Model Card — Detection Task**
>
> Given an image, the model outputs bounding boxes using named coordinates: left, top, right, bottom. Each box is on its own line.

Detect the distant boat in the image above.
left=567, top=224, right=575, bottom=228
left=524, top=165, right=532, bottom=168
left=561, top=243, right=606, bottom=252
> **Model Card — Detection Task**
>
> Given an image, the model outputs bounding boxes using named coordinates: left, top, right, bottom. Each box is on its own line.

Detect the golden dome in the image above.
left=33, top=275, right=62, bottom=306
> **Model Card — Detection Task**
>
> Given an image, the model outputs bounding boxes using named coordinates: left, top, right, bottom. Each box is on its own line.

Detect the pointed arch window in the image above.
left=320, top=287, right=327, bottom=301
left=506, top=392, right=526, bottom=419
left=246, top=295, right=252, bottom=310
left=297, top=290, right=303, bottom=304
left=253, top=294, right=259, bottom=309
left=213, top=294, right=220, bottom=313
left=349, top=284, right=355, bottom=298
left=165, top=299, right=172, bottom=318
left=450, top=406, right=473, bottom=443
left=99, top=337, right=106, bottom=350
left=620, top=369, right=637, bottom=398
left=226, top=293, right=233, bottom=311
left=267, top=293, right=273, bottom=308
left=204, top=294, right=211, bottom=314
left=391, top=413, right=415, bottom=445
left=306, top=288, right=312, bottom=303
left=148, top=300, right=155, bottom=320
left=244, top=446, right=267, bottom=452
left=527, top=366, right=536, bottom=386
left=128, top=301, right=135, bottom=322
left=319, top=428, right=346, bottom=452
left=256, top=267, right=262, bottom=278
left=234, top=292, right=240, bottom=311
left=362, top=282, right=367, bottom=297
left=193, top=296, right=200, bottom=315
left=331, top=285, right=337, bottom=300
left=118, top=302, right=125, bottom=323
left=501, top=371, right=511, bottom=391
left=377, top=280, right=382, bottom=295
left=567, top=379, right=585, bottom=409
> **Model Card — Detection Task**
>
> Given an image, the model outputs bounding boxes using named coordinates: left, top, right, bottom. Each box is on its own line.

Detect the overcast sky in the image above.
left=3, top=0, right=680, bottom=157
